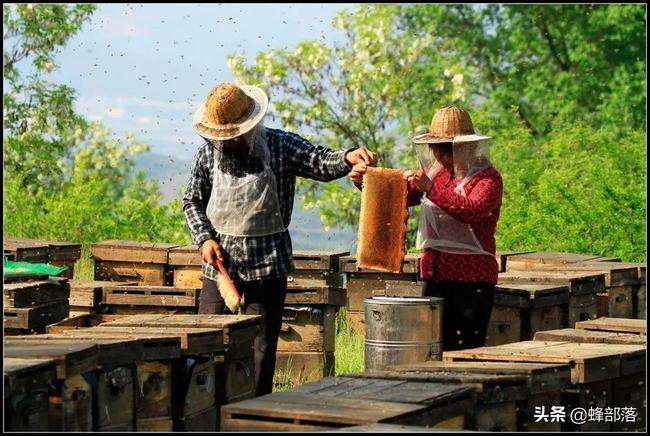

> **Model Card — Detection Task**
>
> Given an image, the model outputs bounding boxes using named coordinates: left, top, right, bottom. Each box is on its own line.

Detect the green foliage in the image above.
left=228, top=5, right=459, bottom=242
left=3, top=3, right=191, bottom=247
left=229, top=4, right=646, bottom=261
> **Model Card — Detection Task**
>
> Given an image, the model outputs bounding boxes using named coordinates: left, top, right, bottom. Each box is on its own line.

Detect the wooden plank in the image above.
left=172, top=266, right=203, bottom=288
left=278, top=306, right=336, bottom=352
left=5, top=336, right=143, bottom=368
left=443, top=341, right=645, bottom=384
left=94, top=261, right=166, bottom=286
left=358, top=360, right=570, bottom=401
left=495, top=250, right=536, bottom=272
left=534, top=328, right=646, bottom=345
left=635, top=284, right=646, bottom=320
left=95, top=365, right=135, bottom=429
left=486, top=306, right=521, bottom=346
left=507, top=262, right=640, bottom=287
left=49, top=328, right=181, bottom=361
left=3, top=342, right=98, bottom=379
left=167, top=245, right=201, bottom=265
left=221, top=391, right=428, bottom=427
left=47, top=314, right=126, bottom=333
left=606, top=285, right=635, bottom=318
left=494, top=283, right=569, bottom=309
left=293, top=250, right=350, bottom=271
left=528, top=305, right=566, bottom=340
left=69, top=280, right=137, bottom=307
left=79, top=326, right=224, bottom=355
left=567, top=292, right=598, bottom=327
left=344, top=372, right=527, bottom=404
left=285, top=285, right=346, bottom=306
left=575, top=317, right=646, bottom=335
left=176, top=405, right=218, bottom=432
left=137, top=417, right=173, bottom=432
left=103, top=285, right=199, bottom=307
left=175, top=357, right=216, bottom=418
left=214, top=354, right=256, bottom=404
left=340, top=255, right=420, bottom=274
left=3, top=279, right=70, bottom=308
left=578, top=261, right=646, bottom=282
left=498, top=271, right=606, bottom=295
left=137, top=361, right=172, bottom=419
left=91, top=240, right=178, bottom=264
left=506, top=251, right=605, bottom=269
left=4, top=300, right=70, bottom=329
left=3, top=237, right=50, bottom=262
left=98, top=314, right=261, bottom=345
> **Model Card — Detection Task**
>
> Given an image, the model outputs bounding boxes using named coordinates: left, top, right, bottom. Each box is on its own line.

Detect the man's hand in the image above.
left=345, top=147, right=378, bottom=167
left=349, top=163, right=367, bottom=190
left=403, top=169, right=433, bottom=193
left=201, top=239, right=223, bottom=267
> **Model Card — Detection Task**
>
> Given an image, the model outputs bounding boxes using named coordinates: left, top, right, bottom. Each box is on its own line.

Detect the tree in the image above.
left=228, top=5, right=463, bottom=246
left=3, top=4, right=191, bottom=246
left=229, top=4, right=646, bottom=261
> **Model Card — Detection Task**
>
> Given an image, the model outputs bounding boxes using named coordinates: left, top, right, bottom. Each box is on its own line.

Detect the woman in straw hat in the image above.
left=403, top=106, right=503, bottom=351
left=184, top=83, right=377, bottom=395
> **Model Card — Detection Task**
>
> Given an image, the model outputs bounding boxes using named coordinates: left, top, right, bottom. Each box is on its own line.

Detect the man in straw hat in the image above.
left=400, top=106, right=503, bottom=351
left=184, top=83, right=377, bottom=395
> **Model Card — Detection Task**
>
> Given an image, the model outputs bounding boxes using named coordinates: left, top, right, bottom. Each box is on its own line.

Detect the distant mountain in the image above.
left=133, top=152, right=191, bottom=203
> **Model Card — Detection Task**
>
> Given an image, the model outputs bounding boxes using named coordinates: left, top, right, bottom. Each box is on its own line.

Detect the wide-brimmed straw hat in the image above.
left=193, top=83, right=268, bottom=141
left=412, top=106, right=491, bottom=145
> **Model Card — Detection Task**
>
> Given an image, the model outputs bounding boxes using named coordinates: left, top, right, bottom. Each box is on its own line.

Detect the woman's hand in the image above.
left=349, top=162, right=368, bottom=190
left=403, top=169, right=433, bottom=193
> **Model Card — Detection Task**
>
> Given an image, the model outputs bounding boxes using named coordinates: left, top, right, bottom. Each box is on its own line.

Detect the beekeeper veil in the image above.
left=413, top=135, right=495, bottom=256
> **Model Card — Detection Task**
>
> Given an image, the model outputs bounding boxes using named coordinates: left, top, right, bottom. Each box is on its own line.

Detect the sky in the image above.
left=46, top=3, right=351, bottom=160
left=37, top=3, right=360, bottom=251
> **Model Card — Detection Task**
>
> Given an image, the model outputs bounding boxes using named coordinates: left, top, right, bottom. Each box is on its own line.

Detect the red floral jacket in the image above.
left=407, top=166, right=503, bottom=284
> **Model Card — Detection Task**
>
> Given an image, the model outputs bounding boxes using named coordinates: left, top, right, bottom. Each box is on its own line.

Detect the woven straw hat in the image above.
left=412, top=106, right=490, bottom=145
left=193, top=83, right=269, bottom=141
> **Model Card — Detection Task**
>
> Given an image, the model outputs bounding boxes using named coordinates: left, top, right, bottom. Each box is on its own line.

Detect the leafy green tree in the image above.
left=3, top=3, right=191, bottom=247
left=229, top=4, right=645, bottom=261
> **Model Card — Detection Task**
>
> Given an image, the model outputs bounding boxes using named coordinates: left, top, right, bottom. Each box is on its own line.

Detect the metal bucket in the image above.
left=364, top=296, right=443, bottom=371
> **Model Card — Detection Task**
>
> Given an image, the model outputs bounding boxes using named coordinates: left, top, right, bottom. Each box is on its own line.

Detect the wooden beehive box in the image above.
left=487, top=283, right=569, bottom=346
left=4, top=357, right=57, bottom=431
left=67, top=280, right=138, bottom=316
left=98, top=314, right=261, bottom=405
left=172, top=355, right=218, bottom=431
left=443, top=340, right=646, bottom=431
left=275, top=284, right=344, bottom=386
left=355, top=360, right=572, bottom=432
left=3, top=278, right=70, bottom=332
left=221, top=376, right=476, bottom=431
left=91, top=240, right=178, bottom=286
left=443, top=341, right=645, bottom=385
left=167, top=245, right=203, bottom=288
left=5, top=335, right=142, bottom=431
left=508, top=260, right=642, bottom=319
left=575, top=317, right=646, bottom=335
left=498, top=271, right=606, bottom=327
left=289, top=250, right=350, bottom=287
left=4, top=237, right=50, bottom=262
left=4, top=342, right=98, bottom=431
